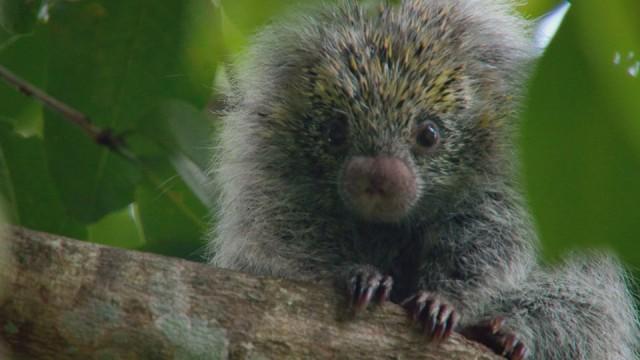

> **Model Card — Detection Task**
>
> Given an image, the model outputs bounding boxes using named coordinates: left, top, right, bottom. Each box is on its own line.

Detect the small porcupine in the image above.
left=208, top=0, right=639, bottom=358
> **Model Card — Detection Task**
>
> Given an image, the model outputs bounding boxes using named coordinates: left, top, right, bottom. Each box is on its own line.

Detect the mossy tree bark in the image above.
left=0, top=227, right=501, bottom=359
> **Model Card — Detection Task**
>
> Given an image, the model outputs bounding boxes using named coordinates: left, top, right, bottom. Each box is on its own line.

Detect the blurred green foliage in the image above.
left=0, top=0, right=221, bottom=260
left=0, top=0, right=638, bottom=269
left=521, top=0, right=640, bottom=266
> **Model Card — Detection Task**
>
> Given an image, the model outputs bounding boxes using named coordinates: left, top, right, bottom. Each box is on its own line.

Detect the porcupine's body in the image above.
left=208, top=0, right=639, bottom=358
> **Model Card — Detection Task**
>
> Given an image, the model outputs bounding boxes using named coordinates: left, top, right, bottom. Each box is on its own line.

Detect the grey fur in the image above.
left=208, top=0, right=639, bottom=358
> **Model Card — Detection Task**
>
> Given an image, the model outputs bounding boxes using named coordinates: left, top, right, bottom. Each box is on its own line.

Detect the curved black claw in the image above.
left=460, top=317, right=529, bottom=360
left=346, top=266, right=393, bottom=312
left=401, top=291, right=459, bottom=342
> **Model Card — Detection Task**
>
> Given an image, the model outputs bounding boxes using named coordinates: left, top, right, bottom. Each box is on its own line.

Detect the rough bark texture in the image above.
left=0, top=227, right=502, bottom=360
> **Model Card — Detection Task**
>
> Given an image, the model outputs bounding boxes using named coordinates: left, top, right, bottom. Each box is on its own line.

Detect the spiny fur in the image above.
left=208, top=0, right=639, bottom=358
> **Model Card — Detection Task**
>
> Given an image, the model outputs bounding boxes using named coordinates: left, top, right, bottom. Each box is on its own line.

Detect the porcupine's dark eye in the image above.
left=325, top=113, right=348, bottom=148
left=415, top=121, right=440, bottom=151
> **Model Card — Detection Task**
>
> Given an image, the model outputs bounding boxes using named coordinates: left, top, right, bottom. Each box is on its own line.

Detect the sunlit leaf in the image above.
left=88, top=204, right=145, bottom=248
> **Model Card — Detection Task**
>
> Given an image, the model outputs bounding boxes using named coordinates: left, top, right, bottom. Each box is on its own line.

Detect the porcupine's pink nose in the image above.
left=342, top=156, right=417, bottom=223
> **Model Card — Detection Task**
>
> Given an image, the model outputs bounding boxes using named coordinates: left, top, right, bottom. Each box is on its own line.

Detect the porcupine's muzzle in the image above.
left=341, top=156, right=417, bottom=223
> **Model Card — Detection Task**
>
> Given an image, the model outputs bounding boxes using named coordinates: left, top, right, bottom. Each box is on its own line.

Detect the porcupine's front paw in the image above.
left=343, top=265, right=393, bottom=313
left=460, top=317, right=528, bottom=360
left=401, top=291, right=460, bottom=342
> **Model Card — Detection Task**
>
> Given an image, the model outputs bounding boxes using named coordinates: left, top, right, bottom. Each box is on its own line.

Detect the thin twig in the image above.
left=0, top=64, right=129, bottom=156
left=0, top=64, right=213, bottom=208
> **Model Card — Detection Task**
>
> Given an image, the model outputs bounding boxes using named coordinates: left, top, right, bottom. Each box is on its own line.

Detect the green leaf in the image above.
left=521, top=0, right=640, bottom=264
left=41, top=0, right=210, bottom=223
left=181, top=0, right=223, bottom=106
left=0, top=123, right=85, bottom=238
left=221, top=0, right=295, bottom=35
left=88, top=204, right=145, bottom=249
left=136, top=100, right=216, bottom=207
left=0, top=31, right=46, bottom=136
left=43, top=0, right=190, bottom=130
left=0, top=0, right=39, bottom=35
left=219, top=0, right=342, bottom=53
left=44, top=116, right=142, bottom=223
left=517, top=0, right=557, bottom=17
left=139, top=100, right=215, bottom=171
left=573, top=0, right=640, bottom=151
left=135, top=159, right=208, bottom=262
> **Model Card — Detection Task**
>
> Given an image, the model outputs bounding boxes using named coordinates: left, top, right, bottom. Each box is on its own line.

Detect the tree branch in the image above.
left=0, top=227, right=501, bottom=359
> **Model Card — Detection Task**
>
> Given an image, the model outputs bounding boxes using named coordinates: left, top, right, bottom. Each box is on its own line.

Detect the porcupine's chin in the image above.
left=340, top=155, right=418, bottom=223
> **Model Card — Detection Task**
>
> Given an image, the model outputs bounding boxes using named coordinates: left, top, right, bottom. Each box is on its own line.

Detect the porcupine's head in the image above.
left=228, top=0, right=534, bottom=224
